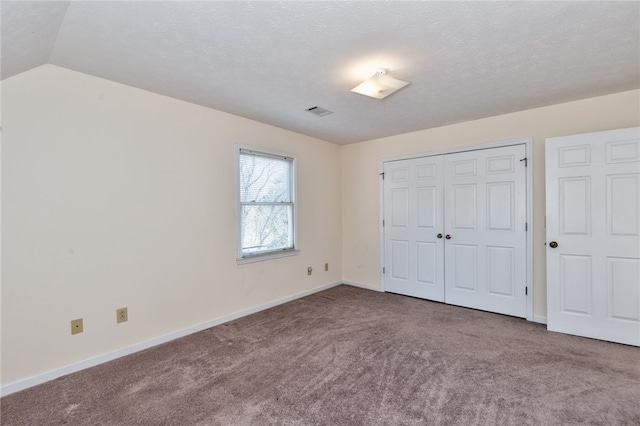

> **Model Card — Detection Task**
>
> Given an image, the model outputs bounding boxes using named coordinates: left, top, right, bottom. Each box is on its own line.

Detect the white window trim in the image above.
left=236, top=144, right=299, bottom=264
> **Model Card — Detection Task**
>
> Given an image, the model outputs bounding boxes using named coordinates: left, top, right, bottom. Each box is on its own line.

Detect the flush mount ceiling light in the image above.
left=350, top=69, right=410, bottom=100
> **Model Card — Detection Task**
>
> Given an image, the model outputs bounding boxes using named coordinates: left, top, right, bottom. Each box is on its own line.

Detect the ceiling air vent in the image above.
left=306, top=106, right=333, bottom=117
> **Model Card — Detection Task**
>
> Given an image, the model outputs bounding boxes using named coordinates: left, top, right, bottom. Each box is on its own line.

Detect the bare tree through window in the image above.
left=239, top=150, right=294, bottom=257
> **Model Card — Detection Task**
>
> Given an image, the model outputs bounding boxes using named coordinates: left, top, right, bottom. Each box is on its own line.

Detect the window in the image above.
left=237, top=146, right=297, bottom=262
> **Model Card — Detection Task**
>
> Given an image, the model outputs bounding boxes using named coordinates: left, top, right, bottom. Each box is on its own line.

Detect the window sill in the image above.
left=236, top=249, right=300, bottom=265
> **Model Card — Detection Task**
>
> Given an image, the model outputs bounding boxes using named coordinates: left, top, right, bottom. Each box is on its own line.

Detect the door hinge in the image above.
left=379, top=172, right=385, bottom=179
left=525, top=222, right=528, bottom=231
left=525, top=287, right=528, bottom=296
left=382, top=219, right=385, bottom=227
left=383, top=267, right=386, bottom=274
left=520, top=157, right=528, bottom=167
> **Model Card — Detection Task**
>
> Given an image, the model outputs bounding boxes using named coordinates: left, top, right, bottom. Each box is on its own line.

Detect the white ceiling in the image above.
left=2, top=1, right=639, bottom=145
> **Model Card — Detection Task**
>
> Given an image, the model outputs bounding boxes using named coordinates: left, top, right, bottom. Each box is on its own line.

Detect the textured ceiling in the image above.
left=2, top=1, right=639, bottom=145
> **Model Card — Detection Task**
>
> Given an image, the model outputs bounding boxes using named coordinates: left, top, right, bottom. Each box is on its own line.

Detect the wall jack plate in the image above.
left=71, top=318, right=83, bottom=335
left=116, top=307, right=128, bottom=323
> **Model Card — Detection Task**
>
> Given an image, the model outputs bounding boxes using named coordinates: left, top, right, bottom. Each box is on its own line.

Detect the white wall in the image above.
left=342, top=90, right=640, bottom=319
left=2, top=64, right=638, bottom=389
left=1, top=65, right=342, bottom=386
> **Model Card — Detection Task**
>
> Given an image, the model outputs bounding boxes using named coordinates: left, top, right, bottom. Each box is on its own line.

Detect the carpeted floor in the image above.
left=2, top=285, right=639, bottom=425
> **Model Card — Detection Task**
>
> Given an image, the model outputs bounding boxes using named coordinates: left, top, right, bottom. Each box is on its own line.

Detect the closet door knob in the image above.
left=445, top=234, right=452, bottom=240
left=437, top=233, right=443, bottom=239
left=549, top=241, right=558, bottom=248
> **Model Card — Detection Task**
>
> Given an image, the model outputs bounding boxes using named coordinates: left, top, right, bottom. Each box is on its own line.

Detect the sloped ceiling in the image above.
left=2, top=1, right=639, bottom=144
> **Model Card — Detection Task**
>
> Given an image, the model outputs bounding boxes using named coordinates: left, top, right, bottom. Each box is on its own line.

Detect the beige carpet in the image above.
left=2, top=285, right=639, bottom=425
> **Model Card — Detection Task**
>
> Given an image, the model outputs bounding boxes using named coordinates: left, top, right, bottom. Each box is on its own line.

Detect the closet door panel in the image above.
left=383, top=156, right=445, bottom=301
left=444, top=145, right=527, bottom=318
left=383, top=144, right=527, bottom=318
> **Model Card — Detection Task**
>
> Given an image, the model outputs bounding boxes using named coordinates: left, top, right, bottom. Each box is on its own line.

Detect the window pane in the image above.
left=241, top=205, right=293, bottom=255
left=239, top=153, right=291, bottom=203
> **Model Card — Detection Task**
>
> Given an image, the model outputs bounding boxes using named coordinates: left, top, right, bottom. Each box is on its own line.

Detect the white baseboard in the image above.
left=345, top=281, right=546, bottom=327
left=533, top=315, right=547, bottom=325
left=342, top=280, right=382, bottom=292
left=0, top=281, right=342, bottom=397
left=294, top=281, right=342, bottom=299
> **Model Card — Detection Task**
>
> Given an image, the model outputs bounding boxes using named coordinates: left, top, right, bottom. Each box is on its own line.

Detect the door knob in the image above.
left=549, top=241, right=558, bottom=248
left=445, top=234, right=452, bottom=240
left=437, top=233, right=443, bottom=239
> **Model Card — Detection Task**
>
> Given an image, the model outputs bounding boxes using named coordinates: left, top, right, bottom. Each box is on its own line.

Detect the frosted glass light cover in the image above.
left=350, top=72, right=410, bottom=99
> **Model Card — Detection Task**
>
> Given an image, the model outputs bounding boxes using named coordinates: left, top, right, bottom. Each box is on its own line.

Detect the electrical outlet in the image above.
left=71, top=318, right=83, bottom=335
left=325, top=263, right=329, bottom=272
left=307, top=266, right=313, bottom=276
left=116, top=307, right=128, bottom=323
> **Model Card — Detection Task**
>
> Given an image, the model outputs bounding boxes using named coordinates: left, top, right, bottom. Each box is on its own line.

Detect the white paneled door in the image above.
left=546, top=127, right=640, bottom=346
left=444, top=146, right=527, bottom=317
left=383, top=144, right=527, bottom=318
left=383, top=155, right=445, bottom=301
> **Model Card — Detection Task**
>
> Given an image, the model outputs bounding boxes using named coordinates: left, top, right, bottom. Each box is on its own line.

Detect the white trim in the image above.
left=379, top=137, right=535, bottom=321
left=0, top=281, right=342, bottom=397
left=236, top=143, right=298, bottom=262
left=381, top=137, right=532, bottom=163
left=343, top=280, right=383, bottom=292
left=533, top=315, right=547, bottom=325
left=293, top=281, right=342, bottom=298
left=236, top=249, right=299, bottom=264
left=523, top=138, right=534, bottom=322
left=379, top=162, right=386, bottom=292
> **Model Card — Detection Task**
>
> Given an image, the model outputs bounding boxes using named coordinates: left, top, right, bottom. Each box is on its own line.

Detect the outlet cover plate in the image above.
left=116, top=307, right=128, bottom=323
left=71, top=318, right=83, bottom=335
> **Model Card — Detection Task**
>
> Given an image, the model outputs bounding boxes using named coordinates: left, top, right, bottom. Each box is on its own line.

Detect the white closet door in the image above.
left=443, top=145, right=527, bottom=318
left=546, top=127, right=640, bottom=346
left=383, top=156, right=445, bottom=301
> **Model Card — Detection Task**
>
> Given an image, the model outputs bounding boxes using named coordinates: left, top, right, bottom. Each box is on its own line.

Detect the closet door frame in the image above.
left=379, top=137, right=535, bottom=322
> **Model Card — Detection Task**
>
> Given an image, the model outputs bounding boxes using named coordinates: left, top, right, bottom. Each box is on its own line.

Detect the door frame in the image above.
left=379, top=137, right=535, bottom=321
